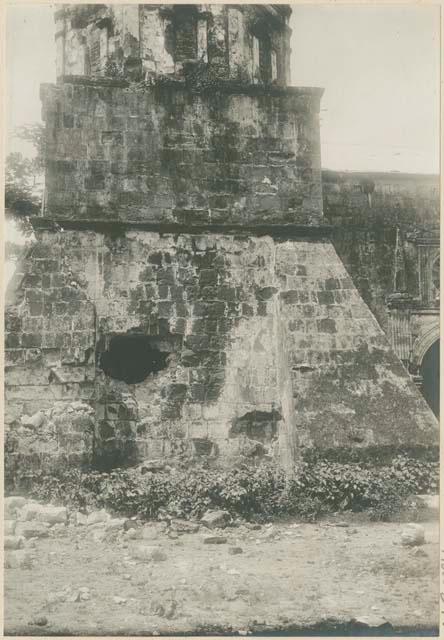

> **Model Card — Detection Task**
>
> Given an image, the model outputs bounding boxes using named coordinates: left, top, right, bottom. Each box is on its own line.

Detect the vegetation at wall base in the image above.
left=15, top=452, right=438, bottom=524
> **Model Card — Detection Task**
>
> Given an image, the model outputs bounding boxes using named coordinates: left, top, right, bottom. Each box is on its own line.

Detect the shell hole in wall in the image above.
left=99, top=334, right=170, bottom=384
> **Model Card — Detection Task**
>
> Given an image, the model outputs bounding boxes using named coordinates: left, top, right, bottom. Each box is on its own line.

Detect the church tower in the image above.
left=5, top=5, right=437, bottom=483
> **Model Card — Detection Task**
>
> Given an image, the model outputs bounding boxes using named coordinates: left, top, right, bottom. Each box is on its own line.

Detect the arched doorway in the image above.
left=420, top=339, right=440, bottom=418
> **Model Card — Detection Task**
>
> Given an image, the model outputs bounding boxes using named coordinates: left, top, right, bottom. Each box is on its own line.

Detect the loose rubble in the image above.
left=400, top=524, right=425, bottom=546
left=201, top=510, right=231, bottom=529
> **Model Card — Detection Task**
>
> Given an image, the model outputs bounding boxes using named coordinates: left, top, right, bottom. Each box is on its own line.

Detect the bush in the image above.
left=24, top=453, right=438, bottom=523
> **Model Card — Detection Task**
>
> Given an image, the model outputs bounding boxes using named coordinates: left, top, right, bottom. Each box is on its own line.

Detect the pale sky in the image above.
left=5, top=3, right=441, bottom=173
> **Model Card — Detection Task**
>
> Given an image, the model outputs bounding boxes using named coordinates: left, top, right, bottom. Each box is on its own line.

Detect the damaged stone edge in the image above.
left=51, top=74, right=325, bottom=100
left=29, top=217, right=334, bottom=240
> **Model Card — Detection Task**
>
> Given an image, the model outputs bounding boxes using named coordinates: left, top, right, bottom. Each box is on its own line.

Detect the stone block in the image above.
left=15, top=522, right=50, bottom=539
left=4, top=536, right=25, bottom=550
left=35, top=505, right=68, bottom=525
left=4, top=550, right=34, bottom=569
left=4, top=520, right=16, bottom=536
left=5, top=496, right=27, bottom=516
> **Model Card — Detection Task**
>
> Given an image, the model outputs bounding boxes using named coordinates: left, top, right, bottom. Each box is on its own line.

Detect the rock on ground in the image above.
left=201, top=510, right=231, bottom=529
left=4, top=536, right=25, bottom=550
left=35, top=506, right=68, bottom=525
left=401, top=524, right=425, bottom=546
left=5, top=497, right=27, bottom=517
left=5, top=550, right=34, bottom=569
left=4, top=520, right=16, bottom=535
left=203, top=536, right=228, bottom=544
left=16, top=522, right=50, bottom=539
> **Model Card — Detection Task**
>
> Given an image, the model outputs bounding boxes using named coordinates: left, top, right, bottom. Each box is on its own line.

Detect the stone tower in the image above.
left=5, top=5, right=438, bottom=482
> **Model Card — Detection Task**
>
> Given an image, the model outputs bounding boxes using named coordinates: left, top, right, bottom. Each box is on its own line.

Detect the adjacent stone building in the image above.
left=324, top=170, right=440, bottom=417
left=5, top=4, right=438, bottom=483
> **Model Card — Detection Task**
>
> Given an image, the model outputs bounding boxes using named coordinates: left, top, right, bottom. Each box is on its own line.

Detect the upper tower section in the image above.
left=41, top=4, right=324, bottom=229
left=56, top=4, right=292, bottom=86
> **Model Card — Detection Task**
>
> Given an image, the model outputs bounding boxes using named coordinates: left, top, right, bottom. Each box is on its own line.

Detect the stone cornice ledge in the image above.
left=30, top=218, right=333, bottom=240
left=53, top=75, right=324, bottom=100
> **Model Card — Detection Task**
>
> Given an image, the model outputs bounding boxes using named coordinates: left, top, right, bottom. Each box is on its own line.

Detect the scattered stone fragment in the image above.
left=21, top=411, right=45, bottom=429
left=113, top=596, right=127, bottom=605
left=124, top=528, right=141, bottom=540
left=171, top=519, right=200, bottom=534
left=16, top=522, right=50, bottom=539
left=246, top=523, right=262, bottom=531
left=227, top=568, right=241, bottom=576
left=130, top=545, right=167, bottom=562
left=124, top=518, right=140, bottom=531
left=74, top=512, right=88, bottom=526
left=203, top=536, right=228, bottom=544
left=4, top=535, right=24, bottom=550
left=4, top=520, right=16, bottom=535
left=28, top=616, right=48, bottom=627
left=400, top=524, right=425, bottom=546
left=5, top=496, right=27, bottom=516
left=352, top=616, right=393, bottom=631
left=17, top=503, right=42, bottom=522
left=228, top=546, right=243, bottom=555
left=86, top=509, right=110, bottom=525
left=35, top=505, right=68, bottom=525
left=139, top=459, right=166, bottom=474
left=105, top=518, right=126, bottom=532
left=5, top=549, right=34, bottom=569
left=201, top=510, right=231, bottom=529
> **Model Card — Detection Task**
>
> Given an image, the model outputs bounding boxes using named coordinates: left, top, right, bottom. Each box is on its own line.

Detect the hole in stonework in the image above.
left=229, top=409, right=282, bottom=442
left=99, top=335, right=170, bottom=384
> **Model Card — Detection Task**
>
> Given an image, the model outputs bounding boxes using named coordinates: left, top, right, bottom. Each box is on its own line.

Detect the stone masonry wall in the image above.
left=5, top=230, right=438, bottom=481
left=56, top=5, right=291, bottom=85
left=40, top=79, right=323, bottom=227
left=324, top=171, right=440, bottom=332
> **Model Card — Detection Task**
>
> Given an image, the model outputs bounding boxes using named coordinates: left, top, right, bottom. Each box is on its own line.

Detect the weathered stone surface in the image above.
left=4, top=536, right=25, bottom=550
left=4, top=549, right=34, bottom=569
left=4, top=520, right=16, bottom=536
left=228, top=546, right=243, bottom=555
left=201, top=510, right=231, bottom=529
left=5, top=230, right=438, bottom=482
left=105, top=518, right=126, bottom=532
left=40, top=79, right=323, bottom=228
left=352, top=616, right=393, bottom=631
left=5, top=496, right=27, bottom=516
left=16, top=522, right=50, bottom=539
left=400, top=524, right=425, bottom=547
left=73, top=512, right=88, bottom=526
left=171, top=520, right=200, bottom=534
left=18, top=503, right=43, bottom=522
left=203, top=536, right=228, bottom=544
left=3, top=4, right=439, bottom=484
left=35, top=506, right=68, bottom=525
left=86, top=510, right=110, bottom=526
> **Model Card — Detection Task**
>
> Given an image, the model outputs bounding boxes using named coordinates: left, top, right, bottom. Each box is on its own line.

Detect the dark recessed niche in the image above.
left=99, top=334, right=169, bottom=384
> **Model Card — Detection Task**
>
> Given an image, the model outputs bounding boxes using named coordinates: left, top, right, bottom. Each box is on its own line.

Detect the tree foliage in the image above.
left=5, top=123, right=45, bottom=234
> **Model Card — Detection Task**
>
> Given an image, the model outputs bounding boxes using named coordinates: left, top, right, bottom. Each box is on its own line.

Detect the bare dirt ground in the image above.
left=4, top=515, right=439, bottom=637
